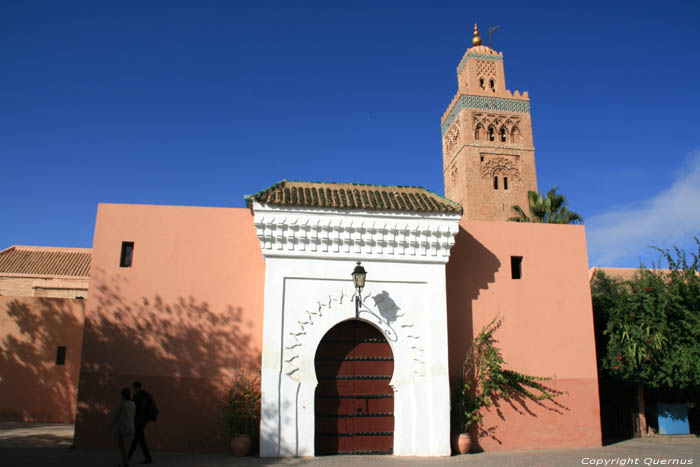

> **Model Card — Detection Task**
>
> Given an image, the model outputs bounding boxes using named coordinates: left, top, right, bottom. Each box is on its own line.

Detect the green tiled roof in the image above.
left=246, top=180, right=462, bottom=214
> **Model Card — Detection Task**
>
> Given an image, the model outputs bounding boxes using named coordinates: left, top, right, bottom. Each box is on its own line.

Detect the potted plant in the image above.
left=451, top=317, right=561, bottom=454
left=451, top=381, right=482, bottom=454
left=220, top=371, right=261, bottom=456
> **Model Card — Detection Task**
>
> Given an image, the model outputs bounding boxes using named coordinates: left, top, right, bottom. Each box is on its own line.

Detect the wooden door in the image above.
left=315, top=320, right=394, bottom=455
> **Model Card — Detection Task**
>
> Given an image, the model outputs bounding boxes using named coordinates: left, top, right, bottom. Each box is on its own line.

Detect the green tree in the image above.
left=509, top=186, right=583, bottom=224
left=591, top=239, right=700, bottom=435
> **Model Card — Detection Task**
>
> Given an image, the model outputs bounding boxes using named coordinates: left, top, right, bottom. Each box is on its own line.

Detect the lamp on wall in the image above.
left=351, top=261, right=367, bottom=317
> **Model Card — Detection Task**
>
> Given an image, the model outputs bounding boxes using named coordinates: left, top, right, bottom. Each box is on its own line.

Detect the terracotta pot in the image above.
left=457, top=433, right=472, bottom=454
left=230, top=434, right=252, bottom=456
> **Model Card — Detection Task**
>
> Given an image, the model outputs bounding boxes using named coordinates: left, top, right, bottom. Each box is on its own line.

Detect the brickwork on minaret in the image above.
left=441, top=24, right=538, bottom=221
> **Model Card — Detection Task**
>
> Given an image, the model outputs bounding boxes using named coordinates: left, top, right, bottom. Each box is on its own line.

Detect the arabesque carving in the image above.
left=476, top=60, right=497, bottom=78
left=481, top=156, right=522, bottom=182
left=444, top=119, right=460, bottom=154
left=473, top=114, right=521, bottom=143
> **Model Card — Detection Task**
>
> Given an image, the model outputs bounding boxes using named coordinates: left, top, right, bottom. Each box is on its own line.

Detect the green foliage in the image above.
left=452, top=318, right=561, bottom=433
left=509, top=186, right=583, bottom=224
left=220, top=371, right=261, bottom=436
left=592, top=239, right=700, bottom=390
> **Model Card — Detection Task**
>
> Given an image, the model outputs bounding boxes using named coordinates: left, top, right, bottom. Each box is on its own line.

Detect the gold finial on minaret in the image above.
left=472, top=23, right=482, bottom=46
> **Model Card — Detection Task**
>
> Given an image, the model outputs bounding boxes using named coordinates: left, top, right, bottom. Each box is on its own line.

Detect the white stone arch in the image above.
left=283, top=286, right=425, bottom=390
left=254, top=201, right=460, bottom=457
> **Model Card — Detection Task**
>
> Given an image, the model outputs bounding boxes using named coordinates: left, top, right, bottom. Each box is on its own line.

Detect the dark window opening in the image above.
left=493, top=176, right=499, bottom=190
left=490, top=79, right=496, bottom=91
left=488, top=127, right=495, bottom=141
left=76, top=296, right=84, bottom=300
left=511, top=256, right=523, bottom=279
left=480, top=155, right=484, bottom=162
left=56, top=346, right=67, bottom=365
left=504, top=177, right=509, bottom=190
left=120, top=242, right=134, bottom=268
left=500, top=127, right=507, bottom=142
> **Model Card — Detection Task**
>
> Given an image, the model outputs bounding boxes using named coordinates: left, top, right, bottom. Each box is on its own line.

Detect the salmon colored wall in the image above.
left=0, top=296, right=85, bottom=422
left=74, top=204, right=264, bottom=451
left=446, top=220, right=601, bottom=451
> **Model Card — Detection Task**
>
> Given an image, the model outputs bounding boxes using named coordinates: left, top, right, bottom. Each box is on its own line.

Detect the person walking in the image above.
left=128, top=381, right=155, bottom=464
left=110, top=387, right=135, bottom=467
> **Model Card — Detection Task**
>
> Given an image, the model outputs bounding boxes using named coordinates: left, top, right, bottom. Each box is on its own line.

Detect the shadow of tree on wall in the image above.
left=75, top=269, right=262, bottom=452
left=0, top=298, right=85, bottom=422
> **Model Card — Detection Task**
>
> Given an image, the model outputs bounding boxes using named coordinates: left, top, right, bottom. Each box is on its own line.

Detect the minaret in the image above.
left=441, top=24, right=537, bottom=221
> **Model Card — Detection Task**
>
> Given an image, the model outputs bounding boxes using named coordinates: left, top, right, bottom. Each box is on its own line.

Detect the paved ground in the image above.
left=1, top=423, right=698, bottom=467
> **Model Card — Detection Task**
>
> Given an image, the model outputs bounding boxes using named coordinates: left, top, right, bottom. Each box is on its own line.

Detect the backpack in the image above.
left=146, top=394, right=158, bottom=422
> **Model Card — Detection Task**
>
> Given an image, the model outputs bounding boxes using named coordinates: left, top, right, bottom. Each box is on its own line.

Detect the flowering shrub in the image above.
left=592, top=239, right=700, bottom=390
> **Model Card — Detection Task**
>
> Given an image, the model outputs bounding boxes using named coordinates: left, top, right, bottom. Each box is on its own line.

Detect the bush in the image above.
left=220, top=371, right=261, bottom=437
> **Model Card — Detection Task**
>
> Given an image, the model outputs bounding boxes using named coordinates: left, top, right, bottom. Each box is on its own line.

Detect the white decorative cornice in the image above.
left=252, top=201, right=461, bottom=264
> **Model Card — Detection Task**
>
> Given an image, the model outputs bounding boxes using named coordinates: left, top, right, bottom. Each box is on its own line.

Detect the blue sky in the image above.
left=2, top=1, right=699, bottom=267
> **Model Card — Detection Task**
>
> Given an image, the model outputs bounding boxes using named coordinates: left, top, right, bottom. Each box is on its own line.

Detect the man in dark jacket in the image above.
left=128, top=381, right=153, bottom=464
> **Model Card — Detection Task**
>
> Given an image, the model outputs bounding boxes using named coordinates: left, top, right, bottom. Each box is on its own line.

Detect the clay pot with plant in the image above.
left=220, top=371, right=261, bottom=456
left=451, top=317, right=561, bottom=454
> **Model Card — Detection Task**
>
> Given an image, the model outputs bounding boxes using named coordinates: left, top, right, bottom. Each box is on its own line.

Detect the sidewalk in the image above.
left=1, top=423, right=698, bottom=467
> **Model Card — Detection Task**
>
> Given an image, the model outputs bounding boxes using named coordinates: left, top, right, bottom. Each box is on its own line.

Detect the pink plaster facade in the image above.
left=0, top=296, right=85, bottom=422
left=447, top=220, right=601, bottom=450
left=74, top=203, right=265, bottom=450
left=71, top=203, right=602, bottom=453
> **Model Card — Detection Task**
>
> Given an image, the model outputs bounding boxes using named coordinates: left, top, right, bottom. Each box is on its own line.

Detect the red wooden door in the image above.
left=315, top=320, right=394, bottom=455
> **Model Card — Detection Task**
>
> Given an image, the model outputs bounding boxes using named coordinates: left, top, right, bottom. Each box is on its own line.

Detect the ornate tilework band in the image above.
left=441, top=94, right=530, bottom=135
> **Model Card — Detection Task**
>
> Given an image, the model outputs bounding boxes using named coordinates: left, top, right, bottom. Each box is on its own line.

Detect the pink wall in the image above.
left=446, top=220, right=601, bottom=451
left=0, top=296, right=85, bottom=422
left=74, top=204, right=601, bottom=453
left=74, top=204, right=265, bottom=451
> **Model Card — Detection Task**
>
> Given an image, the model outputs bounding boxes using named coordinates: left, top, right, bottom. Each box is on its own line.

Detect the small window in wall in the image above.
left=76, top=296, right=84, bottom=300
left=511, top=256, right=523, bottom=279
left=500, top=127, right=507, bottom=142
left=120, top=242, right=134, bottom=268
left=488, top=127, right=495, bottom=141
left=493, top=176, right=499, bottom=190
left=490, top=79, right=496, bottom=91
left=504, top=177, right=509, bottom=190
left=479, top=77, right=485, bottom=89
left=56, top=346, right=67, bottom=365
left=480, top=155, right=484, bottom=162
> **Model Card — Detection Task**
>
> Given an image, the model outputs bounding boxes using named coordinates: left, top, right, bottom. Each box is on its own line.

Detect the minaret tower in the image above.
left=441, top=24, right=537, bottom=221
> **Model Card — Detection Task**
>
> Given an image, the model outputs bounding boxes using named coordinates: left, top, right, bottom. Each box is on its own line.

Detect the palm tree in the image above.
left=509, top=186, right=583, bottom=224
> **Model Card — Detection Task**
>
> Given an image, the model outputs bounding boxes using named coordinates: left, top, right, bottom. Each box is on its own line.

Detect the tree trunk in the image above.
left=635, top=384, right=647, bottom=437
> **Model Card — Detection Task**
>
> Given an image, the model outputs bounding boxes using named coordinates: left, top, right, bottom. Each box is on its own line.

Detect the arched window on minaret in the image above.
left=488, top=126, right=495, bottom=142
left=504, top=177, right=509, bottom=190
left=493, top=176, right=499, bottom=190
left=511, top=127, right=521, bottom=144
left=490, top=79, right=496, bottom=92
left=475, top=124, right=484, bottom=140
left=479, top=77, right=485, bottom=89
left=500, top=127, right=507, bottom=142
